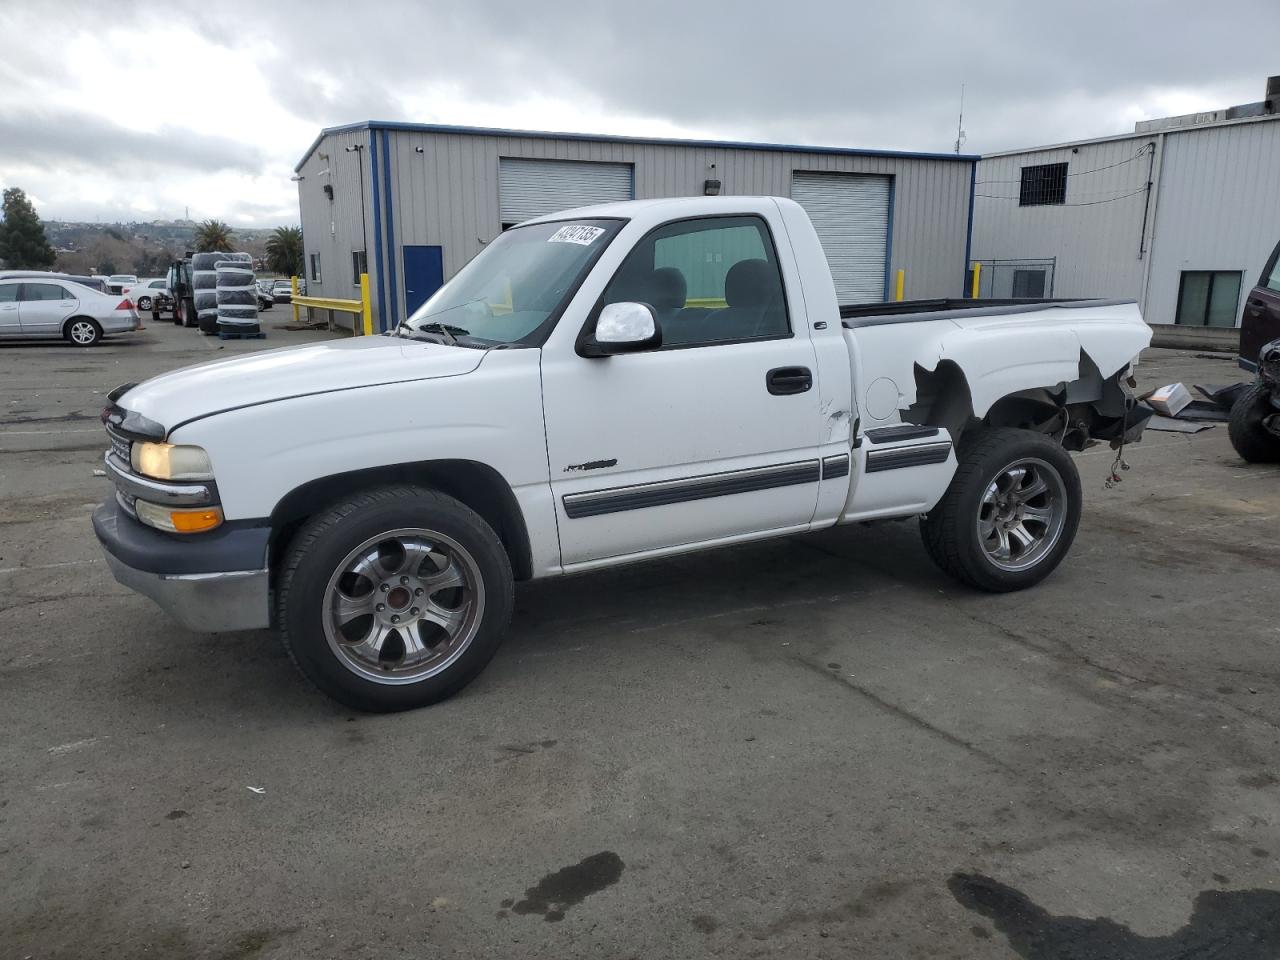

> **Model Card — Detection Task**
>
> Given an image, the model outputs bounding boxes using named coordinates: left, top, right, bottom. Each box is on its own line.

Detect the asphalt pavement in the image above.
left=2, top=318, right=1279, bottom=959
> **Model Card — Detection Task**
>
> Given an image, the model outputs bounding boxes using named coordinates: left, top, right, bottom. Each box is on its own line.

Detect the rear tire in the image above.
left=920, top=427, right=1082, bottom=592
left=277, top=485, right=514, bottom=712
left=1227, top=382, right=1280, bottom=463
left=137, top=295, right=153, bottom=311
left=65, top=317, right=102, bottom=347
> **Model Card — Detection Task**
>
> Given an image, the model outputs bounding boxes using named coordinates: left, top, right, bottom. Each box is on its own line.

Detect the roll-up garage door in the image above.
left=791, top=172, right=890, bottom=304
left=499, top=158, right=633, bottom=224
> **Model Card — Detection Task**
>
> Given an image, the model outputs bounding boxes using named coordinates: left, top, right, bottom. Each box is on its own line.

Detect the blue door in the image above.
left=402, top=245, right=444, bottom=317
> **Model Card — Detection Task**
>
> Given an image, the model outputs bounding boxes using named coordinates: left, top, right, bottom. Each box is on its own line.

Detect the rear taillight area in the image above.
left=115, top=298, right=133, bottom=311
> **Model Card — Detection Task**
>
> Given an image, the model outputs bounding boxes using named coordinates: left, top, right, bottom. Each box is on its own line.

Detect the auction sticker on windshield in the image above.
left=548, top=225, right=605, bottom=245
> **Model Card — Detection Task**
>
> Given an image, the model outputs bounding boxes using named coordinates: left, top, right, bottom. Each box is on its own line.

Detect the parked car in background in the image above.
left=92, top=196, right=1152, bottom=711
left=255, top=279, right=275, bottom=311
left=125, top=278, right=172, bottom=316
left=0, top=271, right=109, bottom=294
left=0, top=277, right=140, bottom=346
left=1230, top=237, right=1280, bottom=462
left=271, top=280, right=294, bottom=303
left=107, top=274, right=138, bottom=295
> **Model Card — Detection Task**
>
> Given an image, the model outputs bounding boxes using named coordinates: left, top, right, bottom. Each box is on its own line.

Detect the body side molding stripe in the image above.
left=865, top=441, right=953, bottom=473
left=821, top=454, right=851, bottom=480
left=563, top=459, right=820, bottom=519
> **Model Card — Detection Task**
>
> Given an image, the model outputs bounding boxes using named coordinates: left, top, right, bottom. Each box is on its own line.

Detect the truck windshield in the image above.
left=401, top=218, right=622, bottom=347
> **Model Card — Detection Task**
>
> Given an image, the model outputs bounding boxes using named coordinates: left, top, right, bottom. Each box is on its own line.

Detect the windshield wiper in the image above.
left=407, top=322, right=469, bottom=346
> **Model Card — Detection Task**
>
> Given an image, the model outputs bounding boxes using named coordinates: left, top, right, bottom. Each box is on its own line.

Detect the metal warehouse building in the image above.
left=971, top=76, right=1280, bottom=332
left=294, top=123, right=978, bottom=331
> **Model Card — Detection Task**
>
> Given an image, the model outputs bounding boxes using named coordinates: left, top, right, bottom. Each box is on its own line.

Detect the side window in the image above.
left=0, top=283, right=17, bottom=303
left=20, top=283, right=69, bottom=302
left=1264, top=242, right=1280, bottom=293
left=601, top=215, right=789, bottom=347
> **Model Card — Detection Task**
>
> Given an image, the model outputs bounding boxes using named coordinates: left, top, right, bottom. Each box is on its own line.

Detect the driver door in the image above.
left=541, top=213, right=822, bottom=567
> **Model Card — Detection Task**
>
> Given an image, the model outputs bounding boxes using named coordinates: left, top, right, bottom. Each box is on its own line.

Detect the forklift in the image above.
left=166, top=253, right=196, bottom=327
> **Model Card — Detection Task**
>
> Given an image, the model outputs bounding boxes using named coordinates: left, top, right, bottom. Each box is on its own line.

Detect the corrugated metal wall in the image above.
left=303, top=127, right=974, bottom=330
left=970, top=135, right=1156, bottom=303
left=970, top=115, right=1280, bottom=327
left=295, top=127, right=377, bottom=329
left=1143, top=118, right=1280, bottom=326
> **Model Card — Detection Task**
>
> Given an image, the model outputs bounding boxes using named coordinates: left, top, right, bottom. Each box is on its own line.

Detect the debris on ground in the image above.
left=1194, top=382, right=1248, bottom=411
left=1147, top=416, right=1214, bottom=433
left=1146, top=383, right=1193, bottom=417
left=246, top=786, right=266, bottom=795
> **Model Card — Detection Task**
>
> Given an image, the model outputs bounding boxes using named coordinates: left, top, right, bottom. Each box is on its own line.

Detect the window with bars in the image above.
left=1019, top=162, right=1068, bottom=206
left=351, top=250, right=367, bottom=286
left=309, top=253, right=321, bottom=282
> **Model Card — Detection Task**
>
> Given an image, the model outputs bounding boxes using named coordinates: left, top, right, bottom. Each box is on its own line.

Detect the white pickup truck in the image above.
left=94, top=196, right=1151, bottom=711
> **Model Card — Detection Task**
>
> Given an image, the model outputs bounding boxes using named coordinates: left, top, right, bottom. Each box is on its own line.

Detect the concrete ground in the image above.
left=2, top=319, right=1278, bottom=959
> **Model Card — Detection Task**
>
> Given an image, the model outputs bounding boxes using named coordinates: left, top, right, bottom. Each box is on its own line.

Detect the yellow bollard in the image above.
left=359, top=273, right=373, bottom=336
left=894, top=269, right=905, bottom=302
left=970, top=262, right=982, bottom=300
left=291, top=276, right=300, bottom=324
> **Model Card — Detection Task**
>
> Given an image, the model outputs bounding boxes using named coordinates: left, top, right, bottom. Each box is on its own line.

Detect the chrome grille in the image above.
left=106, top=427, right=131, bottom=464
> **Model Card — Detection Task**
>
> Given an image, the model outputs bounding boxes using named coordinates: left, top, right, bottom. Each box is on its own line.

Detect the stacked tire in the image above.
left=215, top=254, right=260, bottom=337
left=191, top=251, right=223, bottom=335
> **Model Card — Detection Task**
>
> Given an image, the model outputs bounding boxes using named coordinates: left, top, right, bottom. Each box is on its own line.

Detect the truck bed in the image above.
left=841, top=297, right=1135, bottom=328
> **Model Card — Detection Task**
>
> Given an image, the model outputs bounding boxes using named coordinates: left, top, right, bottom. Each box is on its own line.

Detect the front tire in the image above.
left=277, top=486, right=514, bottom=712
left=920, top=427, right=1082, bottom=592
left=137, top=295, right=153, bottom=311
left=65, top=317, right=102, bottom=347
left=1228, top=382, right=1280, bottom=463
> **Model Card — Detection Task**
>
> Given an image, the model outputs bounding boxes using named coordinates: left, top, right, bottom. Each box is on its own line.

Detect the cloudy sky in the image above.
left=1, top=0, right=1272, bottom=226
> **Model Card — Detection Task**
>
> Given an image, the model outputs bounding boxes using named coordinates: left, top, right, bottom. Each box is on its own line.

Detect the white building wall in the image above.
left=970, top=134, right=1156, bottom=301
left=1143, top=117, right=1280, bottom=326
left=971, top=114, right=1280, bottom=327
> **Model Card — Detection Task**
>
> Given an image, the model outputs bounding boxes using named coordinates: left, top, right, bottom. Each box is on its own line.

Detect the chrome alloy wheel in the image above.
left=69, top=320, right=98, bottom=344
left=977, top=457, right=1068, bottom=572
left=322, top=529, right=485, bottom=684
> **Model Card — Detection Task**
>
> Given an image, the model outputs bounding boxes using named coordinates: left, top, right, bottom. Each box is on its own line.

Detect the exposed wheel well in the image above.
left=904, top=352, right=1122, bottom=451
left=269, top=460, right=534, bottom=582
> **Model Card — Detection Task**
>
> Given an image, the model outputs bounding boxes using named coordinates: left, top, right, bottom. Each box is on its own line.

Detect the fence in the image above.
left=967, top=258, right=1057, bottom=299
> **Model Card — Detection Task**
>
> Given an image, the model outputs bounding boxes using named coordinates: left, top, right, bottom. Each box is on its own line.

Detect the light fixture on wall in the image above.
left=703, top=160, right=720, bottom=195
left=323, top=184, right=334, bottom=201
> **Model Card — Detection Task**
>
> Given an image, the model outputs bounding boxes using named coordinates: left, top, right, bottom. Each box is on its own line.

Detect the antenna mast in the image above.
left=954, top=83, right=966, bottom=154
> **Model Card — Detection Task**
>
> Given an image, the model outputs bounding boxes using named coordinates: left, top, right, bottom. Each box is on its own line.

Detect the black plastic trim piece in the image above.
left=865, top=425, right=940, bottom=443
left=842, top=298, right=1136, bottom=329
left=563, top=459, right=819, bottom=519
left=865, top=441, right=952, bottom=473
left=821, top=454, right=850, bottom=480
left=92, top=498, right=270, bottom=575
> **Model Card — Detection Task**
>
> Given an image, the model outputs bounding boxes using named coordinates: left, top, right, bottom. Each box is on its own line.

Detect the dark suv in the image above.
left=1230, top=239, right=1280, bottom=462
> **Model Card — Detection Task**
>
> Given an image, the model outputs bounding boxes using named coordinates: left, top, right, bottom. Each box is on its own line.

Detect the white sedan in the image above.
left=124, top=277, right=172, bottom=315
left=0, top=277, right=141, bottom=346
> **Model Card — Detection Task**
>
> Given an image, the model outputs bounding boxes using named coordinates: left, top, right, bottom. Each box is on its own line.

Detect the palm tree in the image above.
left=193, top=219, right=234, bottom=252
left=265, top=226, right=303, bottom=276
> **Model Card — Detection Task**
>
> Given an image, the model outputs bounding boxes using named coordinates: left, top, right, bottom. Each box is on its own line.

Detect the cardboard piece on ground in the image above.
left=1146, top=383, right=1193, bottom=417
left=1147, top=415, right=1213, bottom=433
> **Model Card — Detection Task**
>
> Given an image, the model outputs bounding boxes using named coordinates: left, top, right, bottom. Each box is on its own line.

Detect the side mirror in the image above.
left=580, top=302, right=662, bottom=357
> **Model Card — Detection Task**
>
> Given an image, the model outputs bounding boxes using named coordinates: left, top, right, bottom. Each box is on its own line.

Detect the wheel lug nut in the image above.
left=391, top=615, right=400, bottom=623
left=414, top=588, right=424, bottom=597
left=380, top=584, right=389, bottom=592
left=410, top=607, right=419, bottom=616
left=376, top=603, right=385, bottom=612
left=400, top=576, right=410, bottom=585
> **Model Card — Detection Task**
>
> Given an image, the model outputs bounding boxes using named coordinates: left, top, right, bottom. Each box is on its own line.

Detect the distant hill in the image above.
left=48, top=221, right=283, bottom=276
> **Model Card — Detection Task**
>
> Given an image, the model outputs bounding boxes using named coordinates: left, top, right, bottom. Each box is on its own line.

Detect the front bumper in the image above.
left=93, top=499, right=271, bottom=633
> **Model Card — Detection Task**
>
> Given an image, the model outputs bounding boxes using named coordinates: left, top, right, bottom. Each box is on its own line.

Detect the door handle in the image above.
left=766, top=366, right=813, bottom=396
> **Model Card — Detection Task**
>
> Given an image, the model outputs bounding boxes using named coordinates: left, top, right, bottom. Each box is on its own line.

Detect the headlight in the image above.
left=131, top=442, right=213, bottom=481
